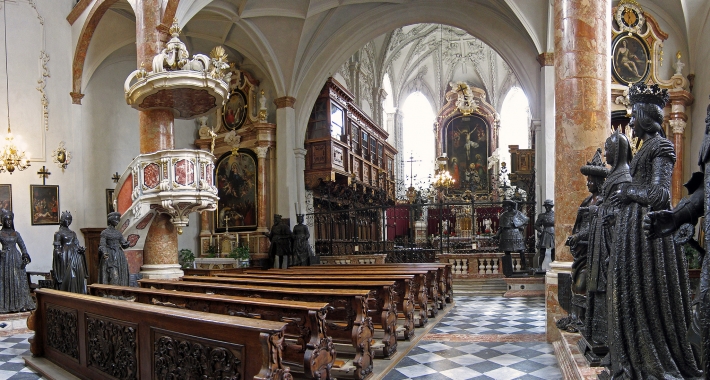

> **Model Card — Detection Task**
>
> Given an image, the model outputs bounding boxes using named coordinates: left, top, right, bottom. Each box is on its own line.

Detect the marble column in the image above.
left=547, top=0, right=611, bottom=342
left=668, top=90, right=693, bottom=205
left=135, top=0, right=181, bottom=279
left=254, top=146, right=270, bottom=232
left=274, top=97, right=297, bottom=221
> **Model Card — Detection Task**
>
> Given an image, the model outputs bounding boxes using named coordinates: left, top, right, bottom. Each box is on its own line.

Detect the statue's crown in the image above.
left=628, top=83, right=669, bottom=108
left=580, top=148, right=609, bottom=178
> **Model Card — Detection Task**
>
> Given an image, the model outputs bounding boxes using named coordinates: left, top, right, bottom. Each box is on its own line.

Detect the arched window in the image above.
left=402, top=92, right=435, bottom=188
left=498, top=87, right=530, bottom=170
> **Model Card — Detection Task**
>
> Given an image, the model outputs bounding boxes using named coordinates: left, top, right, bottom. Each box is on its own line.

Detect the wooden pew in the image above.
left=139, top=279, right=375, bottom=380
left=273, top=267, right=442, bottom=316
left=181, top=275, right=399, bottom=357
left=88, top=284, right=335, bottom=380
left=28, top=288, right=293, bottom=380
left=216, top=272, right=420, bottom=334
left=309, top=263, right=453, bottom=304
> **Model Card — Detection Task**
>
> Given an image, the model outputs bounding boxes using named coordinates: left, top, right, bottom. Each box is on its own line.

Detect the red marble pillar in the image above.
left=254, top=145, right=269, bottom=232
left=553, top=0, right=610, bottom=262
left=135, top=0, right=179, bottom=278
left=548, top=0, right=610, bottom=342
left=668, top=90, right=693, bottom=206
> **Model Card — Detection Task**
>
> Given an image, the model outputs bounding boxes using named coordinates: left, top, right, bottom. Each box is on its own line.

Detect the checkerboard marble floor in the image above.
left=0, top=333, right=44, bottom=380
left=382, top=296, right=562, bottom=380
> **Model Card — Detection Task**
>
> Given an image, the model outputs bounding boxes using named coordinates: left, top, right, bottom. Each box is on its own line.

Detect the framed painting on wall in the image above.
left=612, top=33, right=650, bottom=85
left=445, top=114, right=490, bottom=194
left=30, top=185, right=59, bottom=225
left=106, top=189, right=115, bottom=214
left=222, top=88, right=248, bottom=131
left=0, top=184, right=11, bottom=211
left=214, top=150, right=258, bottom=232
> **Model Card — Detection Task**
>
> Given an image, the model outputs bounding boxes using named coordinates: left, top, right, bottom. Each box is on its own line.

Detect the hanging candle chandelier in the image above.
left=0, top=3, right=29, bottom=174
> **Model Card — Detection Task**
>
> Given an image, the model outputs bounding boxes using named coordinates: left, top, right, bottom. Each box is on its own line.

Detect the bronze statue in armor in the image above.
left=496, top=200, right=529, bottom=276
left=534, top=199, right=555, bottom=269
left=267, top=214, right=293, bottom=269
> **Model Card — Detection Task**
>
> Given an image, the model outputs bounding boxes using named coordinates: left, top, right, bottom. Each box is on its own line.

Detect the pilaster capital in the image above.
left=669, top=119, right=687, bottom=135
left=293, top=148, right=307, bottom=160
left=536, top=52, right=554, bottom=67
left=254, top=146, right=269, bottom=159
left=273, top=96, right=296, bottom=109
left=70, top=92, right=85, bottom=105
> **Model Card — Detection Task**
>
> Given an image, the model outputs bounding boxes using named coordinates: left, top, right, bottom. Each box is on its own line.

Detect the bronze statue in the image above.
left=534, top=199, right=555, bottom=270
left=495, top=199, right=529, bottom=276
left=606, top=83, right=700, bottom=378
left=267, top=214, right=292, bottom=269
left=98, top=211, right=130, bottom=286
left=579, top=131, right=632, bottom=364
left=0, top=209, right=35, bottom=313
left=644, top=97, right=710, bottom=376
left=53, top=211, right=88, bottom=294
left=557, top=148, right=609, bottom=333
left=291, top=214, right=313, bottom=266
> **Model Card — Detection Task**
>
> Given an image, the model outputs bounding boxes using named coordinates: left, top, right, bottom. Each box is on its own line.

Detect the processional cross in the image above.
left=405, top=153, right=421, bottom=188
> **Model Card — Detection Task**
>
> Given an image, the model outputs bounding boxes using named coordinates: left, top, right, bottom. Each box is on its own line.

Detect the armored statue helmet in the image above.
left=629, top=83, right=667, bottom=135
left=543, top=199, right=554, bottom=208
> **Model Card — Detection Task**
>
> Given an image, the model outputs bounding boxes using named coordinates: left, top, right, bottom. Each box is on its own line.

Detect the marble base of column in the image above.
left=139, top=264, right=184, bottom=280
left=141, top=213, right=181, bottom=280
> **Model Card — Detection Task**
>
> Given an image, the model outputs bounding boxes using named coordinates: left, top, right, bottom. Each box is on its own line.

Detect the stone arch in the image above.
left=71, top=0, right=120, bottom=104
left=71, top=0, right=180, bottom=104
left=293, top=1, right=540, bottom=148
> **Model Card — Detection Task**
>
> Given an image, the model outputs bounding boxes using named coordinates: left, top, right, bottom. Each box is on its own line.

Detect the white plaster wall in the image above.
left=0, top=0, right=75, bottom=273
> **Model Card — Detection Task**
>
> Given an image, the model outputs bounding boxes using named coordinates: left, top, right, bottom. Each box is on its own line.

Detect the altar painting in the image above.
left=445, top=115, right=489, bottom=193
left=214, top=151, right=257, bottom=231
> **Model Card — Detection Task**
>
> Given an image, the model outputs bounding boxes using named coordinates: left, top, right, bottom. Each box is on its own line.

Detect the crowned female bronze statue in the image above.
left=53, top=211, right=88, bottom=294
left=0, top=210, right=35, bottom=313
left=644, top=97, right=710, bottom=376
left=98, top=211, right=130, bottom=286
left=607, top=83, right=700, bottom=378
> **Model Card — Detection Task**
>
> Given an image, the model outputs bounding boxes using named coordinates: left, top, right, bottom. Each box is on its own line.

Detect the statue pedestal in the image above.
left=0, top=311, right=32, bottom=337
left=552, top=329, right=606, bottom=379
left=503, top=276, right=545, bottom=297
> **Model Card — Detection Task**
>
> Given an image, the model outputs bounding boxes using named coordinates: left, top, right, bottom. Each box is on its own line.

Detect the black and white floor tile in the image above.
left=0, top=333, right=44, bottom=380
left=383, top=296, right=561, bottom=380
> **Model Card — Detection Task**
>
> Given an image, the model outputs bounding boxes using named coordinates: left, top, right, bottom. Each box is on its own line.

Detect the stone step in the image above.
left=452, top=278, right=507, bottom=296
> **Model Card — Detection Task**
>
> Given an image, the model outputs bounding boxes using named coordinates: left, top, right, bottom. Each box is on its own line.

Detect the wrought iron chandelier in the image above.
left=0, top=3, right=29, bottom=174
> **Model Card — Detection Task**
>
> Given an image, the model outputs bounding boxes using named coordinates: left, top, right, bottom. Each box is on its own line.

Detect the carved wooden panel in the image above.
left=46, top=304, right=79, bottom=360
left=333, top=146, right=344, bottom=168
left=313, top=144, right=327, bottom=165
left=86, top=314, right=138, bottom=380
left=152, top=329, right=244, bottom=379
